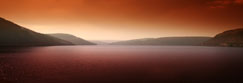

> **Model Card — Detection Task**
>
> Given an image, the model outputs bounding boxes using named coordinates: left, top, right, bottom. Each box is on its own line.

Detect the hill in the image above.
left=110, top=37, right=211, bottom=46
left=48, top=34, right=96, bottom=45
left=204, top=28, right=243, bottom=47
left=0, top=17, right=73, bottom=46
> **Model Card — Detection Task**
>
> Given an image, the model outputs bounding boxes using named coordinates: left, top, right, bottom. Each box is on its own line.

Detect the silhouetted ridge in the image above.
left=111, top=37, right=211, bottom=46
left=204, top=28, right=243, bottom=47
left=48, top=33, right=96, bottom=45
left=0, top=17, right=73, bottom=46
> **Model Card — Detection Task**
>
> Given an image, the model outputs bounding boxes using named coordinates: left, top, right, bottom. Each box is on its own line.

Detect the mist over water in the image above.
left=0, top=46, right=243, bottom=83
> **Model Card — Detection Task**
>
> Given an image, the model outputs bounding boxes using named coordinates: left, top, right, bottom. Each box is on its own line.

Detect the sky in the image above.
left=0, top=0, right=243, bottom=40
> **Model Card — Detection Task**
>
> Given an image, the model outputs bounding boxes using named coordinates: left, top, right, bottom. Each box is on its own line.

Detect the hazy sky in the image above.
left=0, top=0, right=243, bottom=40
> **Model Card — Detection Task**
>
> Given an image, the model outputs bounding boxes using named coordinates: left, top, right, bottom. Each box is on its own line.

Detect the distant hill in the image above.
left=110, top=37, right=212, bottom=46
left=90, top=40, right=120, bottom=45
left=90, top=40, right=109, bottom=45
left=48, top=34, right=96, bottom=45
left=0, top=17, right=73, bottom=46
left=203, top=28, right=243, bottom=47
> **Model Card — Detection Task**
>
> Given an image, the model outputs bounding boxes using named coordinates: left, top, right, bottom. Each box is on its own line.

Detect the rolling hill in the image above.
left=204, top=28, right=243, bottom=47
left=110, top=37, right=212, bottom=46
left=0, top=17, right=73, bottom=46
left=48, top=33, right=96, bottom=45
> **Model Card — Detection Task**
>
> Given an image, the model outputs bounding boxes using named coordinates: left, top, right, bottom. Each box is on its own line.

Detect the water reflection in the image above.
left=0, top=47, right=37, bottom=54
left=0, top=46, right=243, bottom=83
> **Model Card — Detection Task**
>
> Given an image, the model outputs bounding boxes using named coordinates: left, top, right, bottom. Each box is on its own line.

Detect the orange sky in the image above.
left=0, top=0, right=243, bottom=40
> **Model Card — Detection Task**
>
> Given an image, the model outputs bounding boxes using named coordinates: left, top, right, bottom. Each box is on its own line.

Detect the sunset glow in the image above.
left=0, top=0, right=243, bottom=40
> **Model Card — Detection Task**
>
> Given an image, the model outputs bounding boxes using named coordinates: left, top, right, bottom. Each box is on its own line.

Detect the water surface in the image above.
left=0, top=46, right=243, bottom=83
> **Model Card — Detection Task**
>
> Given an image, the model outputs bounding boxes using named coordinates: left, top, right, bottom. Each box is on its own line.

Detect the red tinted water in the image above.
left=0, top=46, right=243, bottom=83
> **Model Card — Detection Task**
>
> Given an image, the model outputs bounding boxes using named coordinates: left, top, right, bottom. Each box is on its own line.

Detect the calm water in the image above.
left=0, top=46, right=243, bottom=83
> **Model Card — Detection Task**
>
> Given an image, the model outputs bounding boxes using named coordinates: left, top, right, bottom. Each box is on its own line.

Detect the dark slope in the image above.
left=110, top=37, right=212, bottom=46
left=204, top=28, right=243, bottom=47
left=0, top=17, right=73, bottom=46
left=48, top=33, right=96, bottom=45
